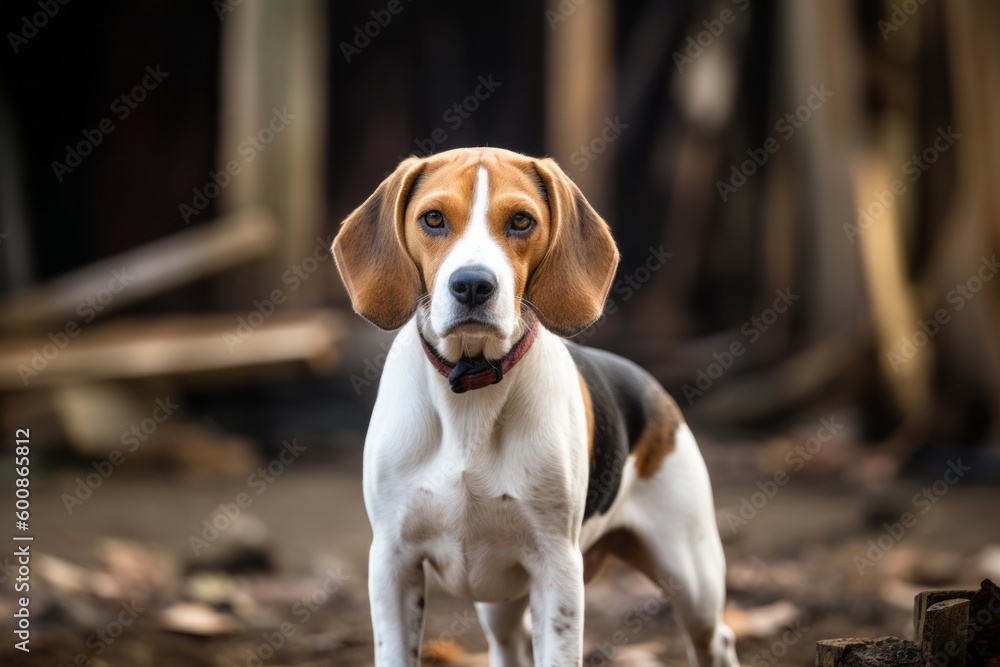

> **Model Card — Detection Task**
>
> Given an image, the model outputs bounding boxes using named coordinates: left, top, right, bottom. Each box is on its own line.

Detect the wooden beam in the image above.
left=0, top=310, right=345, bottom=390
left=853, top=147, right=932, bottom=422
left=217, top=0, right=329, bottom=309
left=0, top=208, right=277, bottom=333
left=779, top=0, right=864, bottom=336
left=546, top=0, right=613, bottom=211
left=920, top=599, right=970, bottom=667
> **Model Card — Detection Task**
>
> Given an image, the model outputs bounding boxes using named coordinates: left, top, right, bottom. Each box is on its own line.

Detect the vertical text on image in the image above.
left=13, top=428, right=33, bottom=653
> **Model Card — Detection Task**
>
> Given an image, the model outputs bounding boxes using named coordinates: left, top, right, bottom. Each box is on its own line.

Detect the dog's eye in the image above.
left=420, top=210, right=447, bottom=234
left=507, top=212, right=535, bottom=236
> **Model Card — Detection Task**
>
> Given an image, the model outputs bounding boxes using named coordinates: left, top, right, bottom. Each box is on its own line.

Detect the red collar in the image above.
left=419, top=316, right=540, bottom=394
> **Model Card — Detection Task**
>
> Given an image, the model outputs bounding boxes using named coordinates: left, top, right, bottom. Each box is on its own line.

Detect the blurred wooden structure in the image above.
left=596, top=0, right=1000, bottom=454
left=217, top=0, right=328, bottom=309
left=2, top=0, right=1000, bottom=459
left=0, top=310, right=344, bottom=390
left=0, top=209, right=277, bottom=332
left=0, top=1, right=338, bottom=456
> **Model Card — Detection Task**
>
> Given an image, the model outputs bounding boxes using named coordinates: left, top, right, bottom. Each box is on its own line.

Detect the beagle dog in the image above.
left=332, top=147, right=739, bottom=667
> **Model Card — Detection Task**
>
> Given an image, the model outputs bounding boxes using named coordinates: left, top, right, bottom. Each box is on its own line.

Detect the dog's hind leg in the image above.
left=475, top=596, right=532, bottom=667
left=618, top=424, right=740, bottom=667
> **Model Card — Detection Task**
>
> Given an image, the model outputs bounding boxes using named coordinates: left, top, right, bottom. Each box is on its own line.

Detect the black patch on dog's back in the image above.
left=565, top=340, right=663, bottom=520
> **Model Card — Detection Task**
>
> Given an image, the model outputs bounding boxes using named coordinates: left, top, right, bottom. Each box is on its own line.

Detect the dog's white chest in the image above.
left=398, top=456, right=537, bottom=603
left=362, top=323, right=588, bottom=605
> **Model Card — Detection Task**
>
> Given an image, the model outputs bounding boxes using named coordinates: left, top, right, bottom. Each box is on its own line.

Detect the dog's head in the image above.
left=332, top=147, right=619, bottom=355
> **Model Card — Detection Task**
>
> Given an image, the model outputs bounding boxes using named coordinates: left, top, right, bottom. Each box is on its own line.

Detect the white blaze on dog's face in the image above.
left=425, top=166, right=517, bottom=347
left=407, top=159, right=550, bottom=358
left=332, top=147, right=620, bottom=358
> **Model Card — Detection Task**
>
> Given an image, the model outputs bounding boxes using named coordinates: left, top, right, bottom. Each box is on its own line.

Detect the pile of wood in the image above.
left=817, top=579, right=1000, bottom=667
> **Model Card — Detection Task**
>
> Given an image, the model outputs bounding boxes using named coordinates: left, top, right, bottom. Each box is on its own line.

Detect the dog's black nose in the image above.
left=449, top=266, right=497, bottom=307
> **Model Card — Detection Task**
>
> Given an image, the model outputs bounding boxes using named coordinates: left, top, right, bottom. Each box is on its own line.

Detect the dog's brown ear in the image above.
left=526, top=158, right=619, bottom=336
left=332, top=157, right=425, bottom=330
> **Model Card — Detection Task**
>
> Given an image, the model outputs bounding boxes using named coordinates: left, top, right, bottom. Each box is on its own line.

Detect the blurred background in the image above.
left=2, top=0, right=1000, bottom=665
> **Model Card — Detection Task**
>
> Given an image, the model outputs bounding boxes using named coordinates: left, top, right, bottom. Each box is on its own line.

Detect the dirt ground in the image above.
left=3, top=432, right=1000, bottom=667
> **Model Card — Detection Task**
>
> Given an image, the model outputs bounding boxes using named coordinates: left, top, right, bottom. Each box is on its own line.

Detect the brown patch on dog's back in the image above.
left=632, top=383, right=683, bottom=478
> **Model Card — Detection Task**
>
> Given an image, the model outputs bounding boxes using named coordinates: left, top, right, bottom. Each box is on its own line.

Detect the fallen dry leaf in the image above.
left=610, top=642, right=664, bottom=666
left=724, top=600, right=799, bottom=639
left=36, top=552, right=90, bottom=595
left=159, top=601, right=240, bottom=636
left=97, top=538, right=178, bottom=601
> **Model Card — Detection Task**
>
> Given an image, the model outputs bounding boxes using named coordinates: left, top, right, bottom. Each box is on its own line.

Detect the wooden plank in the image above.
left=920, top=599, right=969, bottom=667
left=816, top=638, right=874, bottom=667
left=853, top=149, right=932, bottom=423
left=0, top=208, right=277, bottom=333
left=816, top=636, right=920, bottom=667
left=914, top=590, right=976, bottom=642
left=779, top=0, right=864, bottom=336
left=546, top=0, right=613, bottom=211
left=942, top=0, right=1000, bottom=437
left=217, top=0, right=328, bottom=309
left=0, top=310, right=345, bottom=390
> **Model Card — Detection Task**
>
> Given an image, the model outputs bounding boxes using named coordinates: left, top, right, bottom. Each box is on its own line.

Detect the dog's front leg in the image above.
left=529, top=545, right=585, bottom=666
left=369, top=538, right=426, bottom=666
